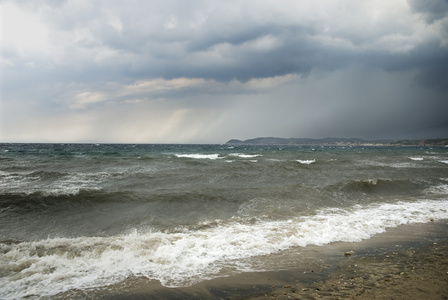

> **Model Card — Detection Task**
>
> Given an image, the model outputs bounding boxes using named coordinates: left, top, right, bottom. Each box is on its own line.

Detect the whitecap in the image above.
left=425, top=183, right=448, bottom=195
left=175, top=154, right=221, bottom=160
left=0, top=170, right=111, bottom=196
left=228, top=153, right=262, bottom=158
left=297, top=159, right=315, bottom=165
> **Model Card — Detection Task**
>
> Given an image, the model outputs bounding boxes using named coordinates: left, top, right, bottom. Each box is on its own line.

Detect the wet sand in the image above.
left=52, top=221, right=448, bottom=300
left=248, top=239, right=448, bottom=300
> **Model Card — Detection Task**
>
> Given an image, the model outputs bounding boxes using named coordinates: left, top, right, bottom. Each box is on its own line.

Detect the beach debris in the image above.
left=344, top=250, right=355, bottom=257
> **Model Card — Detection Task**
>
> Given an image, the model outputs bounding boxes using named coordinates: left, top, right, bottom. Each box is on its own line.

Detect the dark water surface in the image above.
left=1, top=143, right=447, bottom=298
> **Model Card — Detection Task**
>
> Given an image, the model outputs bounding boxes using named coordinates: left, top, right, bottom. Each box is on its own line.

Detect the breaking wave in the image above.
left=1, top=199, right=447, bottom=299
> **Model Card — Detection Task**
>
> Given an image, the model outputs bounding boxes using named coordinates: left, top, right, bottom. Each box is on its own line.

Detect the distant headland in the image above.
left=225, top=137, right=448, bottom=146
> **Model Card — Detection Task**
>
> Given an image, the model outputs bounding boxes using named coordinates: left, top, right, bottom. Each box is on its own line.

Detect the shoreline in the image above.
left=51, top=221, right=448, bottom=300
left=250, top=237, right=448, bottom=299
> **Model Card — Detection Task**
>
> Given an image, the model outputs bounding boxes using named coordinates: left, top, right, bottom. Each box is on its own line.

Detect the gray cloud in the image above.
left=408, top=0, right=448, bottom=22
left=1, top=0, right=447, bottom=143
left=5, top=0, right=447, bottom=82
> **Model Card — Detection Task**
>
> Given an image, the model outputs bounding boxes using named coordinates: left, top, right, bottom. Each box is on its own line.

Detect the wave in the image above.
left=1, top=199, right=447, bottom=299
left=174, top=153, right=263, bottom=160
left=0, top=169, right=120, bottom=196
left=327, top=178, right=431, bottom=196
left=0, top=170, right=69, bottom=183
left=0, top=190, right=131, bottom=213
left=228, top=153, right=262, bottom=158
left=296, top=159, right=315, bottom=165
left=174, top=153, right=221, bottom=160
left=0, top=190, right=239, bottom=226
left=425, top=182, right=448, bottom=196
left=409, top=157, right=424, bottom=161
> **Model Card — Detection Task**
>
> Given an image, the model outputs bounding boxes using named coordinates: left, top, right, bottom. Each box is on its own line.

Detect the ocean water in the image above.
left=1, top=143, right=447, bottom=299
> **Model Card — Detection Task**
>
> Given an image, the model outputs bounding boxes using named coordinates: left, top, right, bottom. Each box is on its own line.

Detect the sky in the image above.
left=1, top=0, right=447, bottom=143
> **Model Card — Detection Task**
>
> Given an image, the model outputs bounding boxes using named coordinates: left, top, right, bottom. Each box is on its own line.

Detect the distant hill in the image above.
left=390, top=139, right=448, bottom=146
left=225, top=137, right=448, bottom=146
left=225, top=137, right=384, bottom=145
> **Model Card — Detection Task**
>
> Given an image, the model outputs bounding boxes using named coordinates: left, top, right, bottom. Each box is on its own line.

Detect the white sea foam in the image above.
left=409, top=157, right=424, bottom=161
left=228, top=153, right=262, bottom=158
left=175, top=154, right=221, bottom=160
left=440, top=160, right=448, bottom=164
left=0, top=171, right=109, bottom=196
left=364, top=161, right=416, bottom=168
left=426, top=183, right=448, bottom=195
left=1, top=199, right=448, bottom=299
left=297, top=159, right=315, bottom=165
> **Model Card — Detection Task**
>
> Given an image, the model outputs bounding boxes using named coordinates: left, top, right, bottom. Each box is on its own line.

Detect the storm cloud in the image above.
left=1, top=0, right=447, bottom=143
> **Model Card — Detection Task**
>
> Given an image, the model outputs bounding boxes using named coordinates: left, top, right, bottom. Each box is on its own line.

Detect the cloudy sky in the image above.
left=1, top=0, right=447, bottom=143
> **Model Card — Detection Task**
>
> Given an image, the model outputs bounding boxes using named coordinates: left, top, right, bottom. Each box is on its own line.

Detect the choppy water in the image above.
left=1, top=143, right=448, bottom=299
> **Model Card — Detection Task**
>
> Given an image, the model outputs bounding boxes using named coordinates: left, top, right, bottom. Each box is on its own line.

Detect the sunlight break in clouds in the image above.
left=1, top=0, right=447, bottom=143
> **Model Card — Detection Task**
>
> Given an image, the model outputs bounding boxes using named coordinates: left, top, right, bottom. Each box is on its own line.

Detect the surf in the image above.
left=1, top=199, right=447, bottom=299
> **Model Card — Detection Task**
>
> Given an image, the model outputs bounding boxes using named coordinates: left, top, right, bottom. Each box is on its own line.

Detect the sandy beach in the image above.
left=248, top=238, right=448, bottom=300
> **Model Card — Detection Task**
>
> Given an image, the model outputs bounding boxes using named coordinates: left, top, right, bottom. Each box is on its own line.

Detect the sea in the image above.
left=1, top=143, right=448, bottom=299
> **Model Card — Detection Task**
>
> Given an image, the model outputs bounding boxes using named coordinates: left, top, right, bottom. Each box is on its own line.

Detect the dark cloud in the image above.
left=408, top=0, right=448, bottom=22
left=408, top=42, right=448, bottom=90
left=5, top=0, right=447, bottom=83
left=1, top=0, right=447, bottom=143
